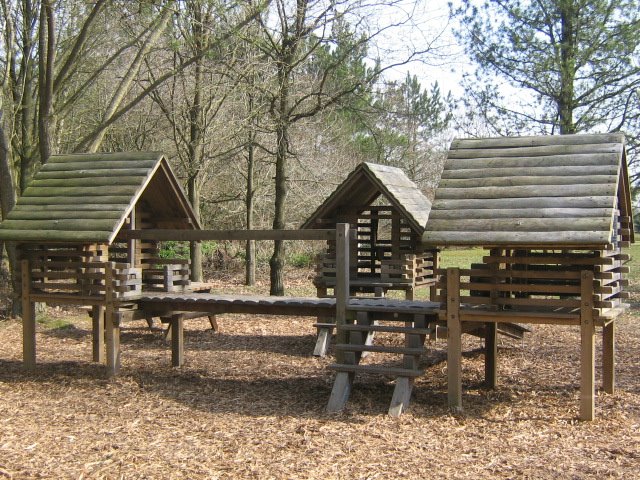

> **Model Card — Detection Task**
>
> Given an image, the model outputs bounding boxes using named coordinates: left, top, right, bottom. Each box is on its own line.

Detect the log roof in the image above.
left=422, top=133, right=633, bottom=247
left=0, top=152, right=200, bottom=244
left=301, top=162, right=431, bottom=233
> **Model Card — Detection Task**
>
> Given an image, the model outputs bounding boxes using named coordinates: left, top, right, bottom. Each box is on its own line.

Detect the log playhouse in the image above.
left=0, top=133, right=632, bottom=420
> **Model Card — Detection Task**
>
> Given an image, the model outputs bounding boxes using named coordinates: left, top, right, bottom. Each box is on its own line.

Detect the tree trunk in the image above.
left=558, top=0, right=576, bottom=134
left=245, top=128, right=256, bottom=286
left=188, top=175, right=203, bottom=282
left=37, top=0, right=55, bottom=164
left=269, top=119, right=288, bottom=296
left=0, top=119, right=20, bottom=316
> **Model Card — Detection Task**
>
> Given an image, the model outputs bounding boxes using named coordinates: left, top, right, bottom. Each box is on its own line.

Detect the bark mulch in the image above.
left=0, top=273, right=638, bottom=479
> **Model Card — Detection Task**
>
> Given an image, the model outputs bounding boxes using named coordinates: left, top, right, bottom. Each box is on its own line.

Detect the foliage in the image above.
left=454, top=0, right=640, bottom=173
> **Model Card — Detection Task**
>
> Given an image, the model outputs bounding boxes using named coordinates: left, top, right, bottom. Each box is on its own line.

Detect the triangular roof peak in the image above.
left=423, top=133, right=633, bottom=247
left=0, top=152, right=200, bottom=244
left=302, top=162, right=431, bottom=233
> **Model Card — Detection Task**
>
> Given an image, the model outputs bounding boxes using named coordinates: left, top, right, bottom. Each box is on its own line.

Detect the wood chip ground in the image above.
left=0, top=269, right=638, bottom=479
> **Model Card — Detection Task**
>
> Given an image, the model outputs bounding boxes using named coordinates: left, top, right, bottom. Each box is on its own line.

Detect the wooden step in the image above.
left=334, top=344, right=425, bottom=355
left=313, top=322, right=336, bottom=329
left=338, top=324, right=432, bottom=335
left=328, top=364, right=423, bottom=377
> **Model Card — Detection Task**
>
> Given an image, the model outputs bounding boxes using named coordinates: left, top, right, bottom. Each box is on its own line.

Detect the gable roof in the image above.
left=301, top=162, right=431, bottom=233
left=422, top=133, right=633, bottom=247
left=0, top=152, right=200, bottom=244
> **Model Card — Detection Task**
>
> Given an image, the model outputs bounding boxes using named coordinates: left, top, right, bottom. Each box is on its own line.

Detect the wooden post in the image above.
left=92, top=305, right=105, bottom=363
left=603, top=321, right=615, bottom=394
left=484, top=322, right=497, bottom=389
left=171, top=315, right=184, bottom=367
left=105, top=262, right=120, bottom=377
left=447, top=267, right=462, bottom=411
left=21, top=259, right=36, bottom=370
left=335, top=223, right=350, bottom=364
left=580, top=270, right=595, bottom=421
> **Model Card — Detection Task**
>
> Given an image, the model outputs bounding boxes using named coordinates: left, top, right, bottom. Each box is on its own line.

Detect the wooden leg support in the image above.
left=603, top=322, right=615, bottom=394
left=208, top=315, right=219, bottom=332
left=21, top=259, right=36, bottom=370
left=171, top=315, right=184, bottom=367
left=389, top=377, right=413, bottom=417
left=326, top=372, right=354, bottom=413
left=22, top=301, right=36, bottom=371
left=105, top=309, right=120, bottom=377
left=484, top=322, right=497, bottom=389
left=579, top=270, right=595, bottom=421
left=92, top=306, right=105, bottom=363
left=313, top=326, right=332, bottom=357
left=447, top=268, right=462, bottom=412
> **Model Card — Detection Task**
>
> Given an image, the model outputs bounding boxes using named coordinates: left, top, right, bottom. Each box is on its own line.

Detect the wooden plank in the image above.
left=429, top=208, right=614, bottom=220
left=326, top=372, right=353, bottom=413
left=170, top=315, right=184, bottom=367
left=120, top=229, right=336, bottom=241
left=440, top=164, right=619, bottom=180
left=104, top=263, right=120, bottom=377
left=0, top=219, right=117, bottom=231
left=580, top=270, right=595, bottom=421
left=21, top=259, right=36, bottom=370
left=431, top=196, right=612, bottom=211
left=438, top=174, right=616, bottom=189
left=427, top=217, right=611, bottom=232
left=389, top=377, right=413, bottom=417
left=30, top=176, right=146, bottom=188
left=435, top=184, right=616, bottom=200
left=446, top=268, right=462, bottom=411
left=17, top=195, right=133, bottom=205
left=22, top=185, right=141, bottom=198
left=8, top=210, right=123, bottom=221
left=447, top=142, right=620, bottom=160
left=36, top=168, right=153, bottom=180
left=92, top=305, right=105, bottom=364
left=603, top=322, right=615, bottom=394
left=335, top=223, right=350, bottom=364
left=450, top=133, right=623, bottom=150
left=485, top=322, right=497, bottom=389
left=423, top=231, right=609, bottom=246
left=39, top=159, right=158, bottom=171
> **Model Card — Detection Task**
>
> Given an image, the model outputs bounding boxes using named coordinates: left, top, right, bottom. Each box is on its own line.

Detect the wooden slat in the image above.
left=438, top=175, right=616, bottom=189
left=22, top=185, right=141, bottom=197
left=440, top=164, right=619, bottom=180
left=423, top=231, right=609, bottom=245
left=447, top=143, right=620, bottom=160
left=429, top=208, right=614, bottom=220
left=450, top=134, right=623, bottom=150
left=427, top=217, right=611, bottom=232
left=431, top=196, right=612, bottom=211
left=35, top=168, right=153, bottom=180
left=17, top=195, right=133, bottom=205
left=8, top=210, right=123, bottom=221
left=0, top=219, right=117, bottom=231
left=40, top=159, right=158, bottom=171
left=435, top=184, right=616, bottom=200
left=29, top=177, right=146, bottom=188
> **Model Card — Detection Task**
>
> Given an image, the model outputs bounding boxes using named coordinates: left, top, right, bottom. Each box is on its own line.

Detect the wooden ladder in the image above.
left=326, top=311, right=430, bottom=417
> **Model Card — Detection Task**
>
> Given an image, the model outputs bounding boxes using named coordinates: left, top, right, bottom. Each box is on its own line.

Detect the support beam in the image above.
left=447, top=268, right=462, bottom=412
left=326, top=372, right=353, bottom=413
left=334, top=223, right=350, bottom=364
left=104, top=263, right=120, bottom=377
left=389, top=377, right=413, bottom=417
left=602, top=322, right=615, bottom=394
left=21, top=259, right=36, bottom=370
left=171, top=315, right=184, bottom=367
left=92, top=305, right=105, bottom=363
left=580, top=270, right=595, bottom=421
left=484, top=322, right=497, bottom=389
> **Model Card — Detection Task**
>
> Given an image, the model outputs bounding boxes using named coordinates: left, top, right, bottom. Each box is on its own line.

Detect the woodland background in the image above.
left=1, top=0, right=639, bottom=300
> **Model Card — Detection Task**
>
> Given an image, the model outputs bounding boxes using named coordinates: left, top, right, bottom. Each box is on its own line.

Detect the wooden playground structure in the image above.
left=0, top=134, right=633, bottom=421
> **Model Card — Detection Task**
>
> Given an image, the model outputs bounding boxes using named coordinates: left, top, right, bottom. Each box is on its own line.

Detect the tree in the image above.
left=455, top=0, right=640, bottom=169
left=254, top=0, right=437, bottom=295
